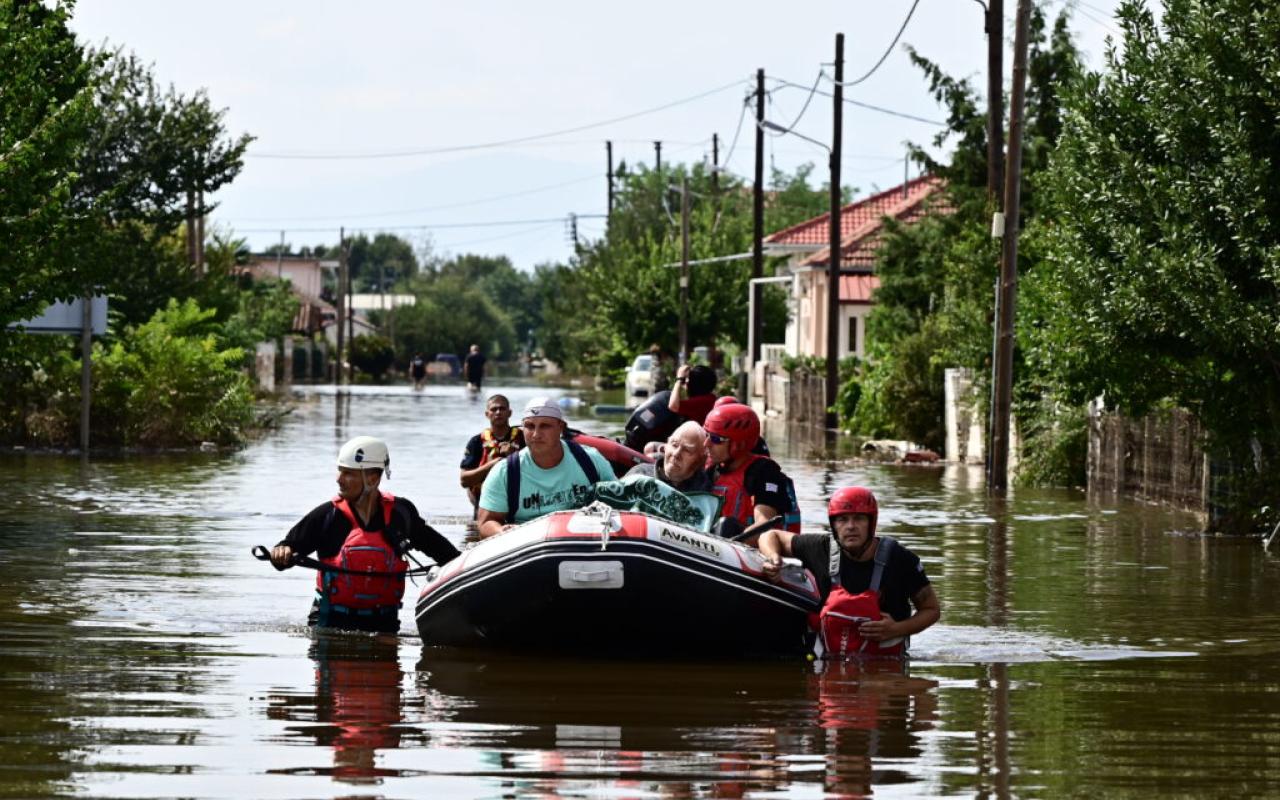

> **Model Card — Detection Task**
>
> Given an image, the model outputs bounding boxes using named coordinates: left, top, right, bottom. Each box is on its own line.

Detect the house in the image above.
left=242, top=254, right=339, bottom=335
left=762, top=175, right=947, bottom=361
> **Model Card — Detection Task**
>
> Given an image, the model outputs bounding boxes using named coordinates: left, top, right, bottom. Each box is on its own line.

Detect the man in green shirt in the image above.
left=476, top=397, right=613, bottom=538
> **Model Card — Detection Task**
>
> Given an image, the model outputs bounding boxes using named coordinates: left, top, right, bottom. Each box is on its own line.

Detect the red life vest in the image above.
left=711, top=454, right=801, bottom=533
left=479, top=427, right=523, bottom=467
left=316, top=492, right=407, bottom=610
left=815, top=536, right=907, bottom=659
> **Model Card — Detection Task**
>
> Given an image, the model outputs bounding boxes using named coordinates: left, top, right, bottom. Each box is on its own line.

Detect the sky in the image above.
left=70, top=0, right=1123, bottom=272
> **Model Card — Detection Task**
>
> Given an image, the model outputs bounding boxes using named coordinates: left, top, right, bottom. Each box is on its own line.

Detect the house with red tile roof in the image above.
left=762, top=174, right=947, bottom=361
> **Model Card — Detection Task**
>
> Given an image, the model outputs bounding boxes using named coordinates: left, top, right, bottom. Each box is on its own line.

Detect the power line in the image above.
left=235, top=216, right=572, bottom=235
left=227, top=173, right=602, bottom=223
left=766, top=69, right=826, bottom=136
left=830, top=0, right=923, bottom=88
left=770, top=78, right=945, bottom=126
left=249, top=78, right=749, bottom=161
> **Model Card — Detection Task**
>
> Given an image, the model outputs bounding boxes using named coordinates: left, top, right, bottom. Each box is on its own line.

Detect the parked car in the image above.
left=624, top=354, right=654, bottom=398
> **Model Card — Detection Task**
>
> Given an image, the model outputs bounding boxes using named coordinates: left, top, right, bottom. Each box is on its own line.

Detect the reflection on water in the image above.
left=2, top=385, right=1280, bottom=798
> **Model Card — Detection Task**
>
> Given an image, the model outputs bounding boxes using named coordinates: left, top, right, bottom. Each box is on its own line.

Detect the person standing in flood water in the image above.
left=270, top=436, right=460, bottom=632
left=459, top=393, right=524, bottom=511
left=759, top=486, right=939, bottom=658
left=463, top=344, right=486, bottom=392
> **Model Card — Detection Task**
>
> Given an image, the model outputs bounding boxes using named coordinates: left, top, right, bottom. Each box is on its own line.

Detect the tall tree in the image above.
left=1026, top=0, right=1280, bottom=521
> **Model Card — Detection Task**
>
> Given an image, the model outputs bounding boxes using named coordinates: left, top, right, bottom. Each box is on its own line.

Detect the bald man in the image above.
left=625, top=421, right=715, bottom=493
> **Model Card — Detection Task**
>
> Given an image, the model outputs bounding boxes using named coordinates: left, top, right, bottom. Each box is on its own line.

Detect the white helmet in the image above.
left=337, top=436, right=391, bottom=477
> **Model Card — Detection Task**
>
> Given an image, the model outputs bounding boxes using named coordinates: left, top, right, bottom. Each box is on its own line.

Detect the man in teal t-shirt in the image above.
left=477, top=397, right=613, bottom=538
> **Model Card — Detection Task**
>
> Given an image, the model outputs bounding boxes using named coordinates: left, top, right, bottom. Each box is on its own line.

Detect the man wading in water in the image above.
left=270, top=436, right=460, bottom=633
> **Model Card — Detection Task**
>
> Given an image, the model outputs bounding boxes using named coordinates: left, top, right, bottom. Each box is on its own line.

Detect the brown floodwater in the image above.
left=3, top=384, right=1279, bottom=798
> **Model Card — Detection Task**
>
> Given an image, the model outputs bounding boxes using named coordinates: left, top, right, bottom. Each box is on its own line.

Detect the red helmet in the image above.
left=714, top=395, right=741, bottom=408
left=704, top=403, right=760, bottom=449
left=828, top=486, right=877, bottom=535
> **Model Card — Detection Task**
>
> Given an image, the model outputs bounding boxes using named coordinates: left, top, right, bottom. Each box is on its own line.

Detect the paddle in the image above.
left=729, top=515, right=784, bottom=543
left=251, top=545, right=435, bottom=577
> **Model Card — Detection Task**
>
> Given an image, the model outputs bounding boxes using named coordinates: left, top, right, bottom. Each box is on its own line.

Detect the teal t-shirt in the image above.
left=479, top=440, right=614, bottom=523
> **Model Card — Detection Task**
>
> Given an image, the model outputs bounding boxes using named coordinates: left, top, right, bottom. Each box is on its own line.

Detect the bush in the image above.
left=349, top=334, right=395, bottom=381
left=90, top=299, right=254, bottom=446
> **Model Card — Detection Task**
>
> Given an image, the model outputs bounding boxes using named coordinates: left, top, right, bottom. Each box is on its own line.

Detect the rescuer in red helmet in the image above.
left=703, top=403, right=798, bottom=540
left=758, top=486, right=939, bottom=659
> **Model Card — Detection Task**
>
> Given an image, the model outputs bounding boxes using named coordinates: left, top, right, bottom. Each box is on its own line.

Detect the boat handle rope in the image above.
left=251, top=545, right=435, bottom=577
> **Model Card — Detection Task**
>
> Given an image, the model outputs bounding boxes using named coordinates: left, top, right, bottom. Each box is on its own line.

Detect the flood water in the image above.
left=3, top=384, right=1280, bottom=798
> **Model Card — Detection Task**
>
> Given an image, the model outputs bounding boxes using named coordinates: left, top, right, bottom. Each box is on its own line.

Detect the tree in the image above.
left=846, top=6, right=1081, bottom=452
left=1025, top=0, right=1280, bottom=522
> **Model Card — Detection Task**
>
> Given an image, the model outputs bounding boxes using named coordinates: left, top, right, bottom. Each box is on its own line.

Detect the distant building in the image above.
left=762, top=175, right=948, bottom=360
left=241, top=254, right=340, bottom=335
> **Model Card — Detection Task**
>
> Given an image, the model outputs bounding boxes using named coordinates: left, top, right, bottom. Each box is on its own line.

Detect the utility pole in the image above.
left=606, top=140, right=614, bottom=216
left=679, top=177, right=690, bottom=364
left=276, top=230, right=284, bottom=279
left=989, top=0, right=1031, bottom=493
left=654, top=140, right=662, bottom=172
left=336, top=227, right=347, bottom=386
left=986, top=0, right=1006, bottom=200
left=711, top=132, right=720, bottom=196
left=750, top=68, right=766, bottom=372
left=825, top=34, right=844, bottom=432
left=346, top=233, right=355, bottom=371
left=195, top=190, right=205, bottom=275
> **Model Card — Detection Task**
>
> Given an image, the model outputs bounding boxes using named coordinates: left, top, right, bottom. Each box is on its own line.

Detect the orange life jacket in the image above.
left=479, top=427, right=523, bottom=467
left=316, top=492, right=407, bottom=610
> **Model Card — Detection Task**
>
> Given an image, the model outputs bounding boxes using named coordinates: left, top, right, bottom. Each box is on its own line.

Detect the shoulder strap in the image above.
left=828, top=536, right=840, bottom=579
left=504, top=451, right=521, bottom=519
left=869, top=536, right=896, bottom=593
left=565, top=439, right=600, bottom=484
left=481, top=428, right=495, bottom=445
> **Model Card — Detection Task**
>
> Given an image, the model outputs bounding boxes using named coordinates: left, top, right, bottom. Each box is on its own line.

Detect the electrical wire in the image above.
left=227, top=173, right=601, bottom=223
left=235, top=216, right=570, bottom=235
left=770, top=78, right=945, bottom=126
left=716, top=92, right=751, bottom=173
left=434, top=221, right=562, bottom=251
left=250, top=78, right=749, bottom=160
left=829, top=0, right=924, bottom=88
left=765, top=69, right=826, bottom=136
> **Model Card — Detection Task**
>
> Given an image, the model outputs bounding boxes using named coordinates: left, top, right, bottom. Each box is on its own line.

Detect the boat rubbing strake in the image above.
left=415, top=504, right=820, bottom=656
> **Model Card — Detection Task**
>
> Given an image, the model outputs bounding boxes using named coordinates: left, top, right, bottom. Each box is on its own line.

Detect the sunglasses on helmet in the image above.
left=706, top=432, right=729, bottom=444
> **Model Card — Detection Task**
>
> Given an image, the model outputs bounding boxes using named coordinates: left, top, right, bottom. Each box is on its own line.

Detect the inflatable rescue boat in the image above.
left=415, top=503, right=820, bottom=656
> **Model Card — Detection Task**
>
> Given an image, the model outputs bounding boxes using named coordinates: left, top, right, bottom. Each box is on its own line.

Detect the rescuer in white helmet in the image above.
left=269, top=436, right=461, bottom=632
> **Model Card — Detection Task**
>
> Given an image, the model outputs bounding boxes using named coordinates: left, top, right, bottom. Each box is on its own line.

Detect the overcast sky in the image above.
left=71, top=0, right=1122, bottom=271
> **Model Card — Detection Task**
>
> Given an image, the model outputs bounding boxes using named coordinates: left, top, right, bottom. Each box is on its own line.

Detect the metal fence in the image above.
left=1088, top=405, right=1208, bottom=512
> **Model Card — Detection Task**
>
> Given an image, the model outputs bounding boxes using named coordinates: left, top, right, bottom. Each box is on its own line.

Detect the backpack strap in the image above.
left=564, top=438, right=600, bottom=484
left=828, top=536, right=841, bottom=579
left=504, top=451, right=521, bottom=520
left=869, top=536, right=896, bottom=593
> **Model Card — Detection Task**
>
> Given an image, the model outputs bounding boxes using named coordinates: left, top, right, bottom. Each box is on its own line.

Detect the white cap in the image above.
left=337, top=436, right=391, bottom=477
left=522, top=396, right=565, bottom=422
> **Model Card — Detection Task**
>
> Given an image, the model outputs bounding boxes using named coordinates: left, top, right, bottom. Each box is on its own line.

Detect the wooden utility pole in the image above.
left=679, top=177, right=690, bottom=364
left=750, top=68, right=766, bottom=370
left=654, top=140, right=662, bottom=172
left=195, top=190, right=206, bottom=275
left=336, top=227, right=347, bottom=386
left=989, top=0, right=1031, bottom=493
left=986, top=0, right=1006, bottom=200
left=606, top=140, right=614, bottom=216
left=825, top=33, right=844, bottom=432
left=711, top=132, right=720, bottom=195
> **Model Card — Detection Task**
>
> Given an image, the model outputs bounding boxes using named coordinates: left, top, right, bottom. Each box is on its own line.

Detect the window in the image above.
left=848, top=315, right=858, bottom=356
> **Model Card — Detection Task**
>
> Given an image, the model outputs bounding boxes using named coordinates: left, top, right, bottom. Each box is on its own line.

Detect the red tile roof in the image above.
left=763, top=175, right=949, bottom=269
left=840, top=273, right=880, bottom=304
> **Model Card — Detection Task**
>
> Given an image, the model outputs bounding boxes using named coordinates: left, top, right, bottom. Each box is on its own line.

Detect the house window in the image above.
left=848, top=315, right=858, bottom=356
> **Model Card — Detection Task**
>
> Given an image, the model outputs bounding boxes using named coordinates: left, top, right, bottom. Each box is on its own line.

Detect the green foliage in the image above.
left=1015, top=395, right=1088, bottom=488
left=344, top=232, right=420, bottom=291
left=1026, top=0, right=1280, bottom=520
left=219, top=275, right=300, bottom=356
left=390, top=275, right=516, bottom=364
left=847, top=6, right=1080, bottom=459
left=348, top=334, right=395, bottom=381
left=542, top=162, right=829, bottom=375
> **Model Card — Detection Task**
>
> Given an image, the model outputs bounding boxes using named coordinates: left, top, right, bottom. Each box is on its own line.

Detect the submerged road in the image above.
left=3, top=382, right=1280, bottom=798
